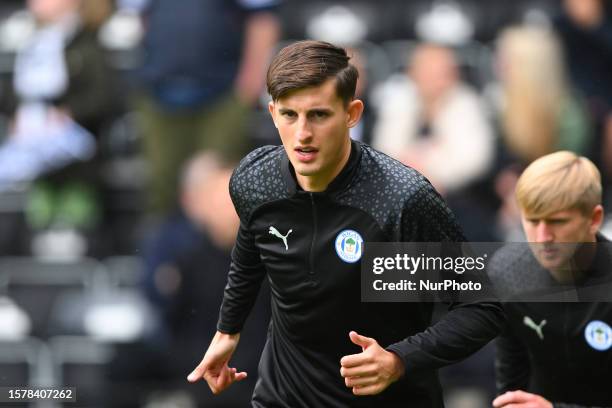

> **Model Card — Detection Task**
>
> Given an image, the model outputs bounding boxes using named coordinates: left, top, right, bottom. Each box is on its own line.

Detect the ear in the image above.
left=268, top=100, right=278, bottom=129
left=346, top=99, right=364, bottom=129
left=589, top=204, right=604, bottom=236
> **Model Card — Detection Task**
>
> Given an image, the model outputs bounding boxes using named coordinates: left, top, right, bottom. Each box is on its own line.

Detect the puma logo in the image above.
left=523, top=316, right=547, bottom=340
left=269, top=226, right=292, bottom=250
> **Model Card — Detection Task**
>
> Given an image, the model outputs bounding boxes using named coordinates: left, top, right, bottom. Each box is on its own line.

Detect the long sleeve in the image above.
left=216, top=220, right=267, bottom=334
left=386, top=181, right=505, bottom=372
left=386, top=300, right=503, bottom=372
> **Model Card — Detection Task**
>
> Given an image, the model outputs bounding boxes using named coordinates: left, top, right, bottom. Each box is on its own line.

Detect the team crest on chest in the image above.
left=335, top=230, right=363, bottom=263
left=584, top=320, right=612, bottom=351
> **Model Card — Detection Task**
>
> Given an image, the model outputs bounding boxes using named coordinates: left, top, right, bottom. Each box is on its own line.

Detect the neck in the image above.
left=296, top=138, right=352, bottom=192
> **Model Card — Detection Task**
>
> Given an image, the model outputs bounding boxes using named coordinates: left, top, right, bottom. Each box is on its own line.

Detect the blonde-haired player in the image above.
left=489, top=151, right=612, bottom=408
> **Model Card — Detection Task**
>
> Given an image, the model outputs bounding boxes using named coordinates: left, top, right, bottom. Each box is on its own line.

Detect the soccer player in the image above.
left=187, top=40, right=504, bottom=407
left=489, top=151, right=612, bottom=408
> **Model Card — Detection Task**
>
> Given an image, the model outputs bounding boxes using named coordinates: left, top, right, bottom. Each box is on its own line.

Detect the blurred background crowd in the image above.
left=0, top=0, right=611, bottom=407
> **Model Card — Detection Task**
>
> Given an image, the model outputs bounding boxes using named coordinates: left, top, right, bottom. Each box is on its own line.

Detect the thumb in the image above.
left=349, top=331, right=375, bottom=350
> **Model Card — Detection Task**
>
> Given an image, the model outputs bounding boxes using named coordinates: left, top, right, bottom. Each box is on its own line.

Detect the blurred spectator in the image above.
left=141, top=152, right=239, bottom=310
left=130, top=151, right=269, bottom=406
left=555, top=0, right=612, bottom=183
left=372, top=43, right=493, bottom=195
left=492, top=26, right=593, bottom=241
left=0, top=0, right=115, bottom=256
left=347, top=48, right=376, bottom=144
left=135, top=0, right=281, bottom=215
left=495, top=25, right=592, bottom=164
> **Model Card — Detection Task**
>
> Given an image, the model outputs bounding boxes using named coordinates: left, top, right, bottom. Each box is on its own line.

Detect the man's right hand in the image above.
left=187, top=331, right=247, bottom=394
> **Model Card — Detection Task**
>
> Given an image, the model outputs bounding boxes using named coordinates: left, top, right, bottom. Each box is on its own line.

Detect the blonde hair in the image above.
left=498, top=26, right=568, bottom=162
left=516, top=151, right=601, bottom=217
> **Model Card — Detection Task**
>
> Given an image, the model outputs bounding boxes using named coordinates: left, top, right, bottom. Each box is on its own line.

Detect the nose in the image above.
left=296, top=117, right=313, bottom=143
left=534, top=222, right=554, bottom=243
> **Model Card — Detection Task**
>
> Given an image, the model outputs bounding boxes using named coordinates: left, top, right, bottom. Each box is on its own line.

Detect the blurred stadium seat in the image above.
left=49, top=336, right=114, bottom=408
left=0, top=337, right=56, bottom=408
left=0, top=257, right=109, bottom=339
left=103, top=255, right=143, bottom=288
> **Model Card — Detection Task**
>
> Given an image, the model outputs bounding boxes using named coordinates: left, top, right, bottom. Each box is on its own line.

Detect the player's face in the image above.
left=521, top=206, right=602, bottom=274
left=269, top=78, right=363, bottom=191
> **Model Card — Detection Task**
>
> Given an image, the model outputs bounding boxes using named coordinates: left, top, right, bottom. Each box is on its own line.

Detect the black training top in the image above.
left=489, top=236, right=612, bottom=407
left=217, top=140, right=504, bottom=407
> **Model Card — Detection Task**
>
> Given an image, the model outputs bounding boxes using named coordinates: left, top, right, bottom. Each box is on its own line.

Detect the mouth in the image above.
left=538, top=244, right=559, bottom=258
left=294, top=147, right=319, bottom=162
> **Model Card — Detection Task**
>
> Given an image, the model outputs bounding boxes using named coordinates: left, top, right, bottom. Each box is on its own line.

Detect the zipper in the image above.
left=309, top=193, right=317, bottom=275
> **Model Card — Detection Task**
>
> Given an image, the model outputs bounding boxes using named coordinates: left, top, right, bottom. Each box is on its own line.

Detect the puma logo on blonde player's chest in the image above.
left=523, top=316, right=547, bottom=340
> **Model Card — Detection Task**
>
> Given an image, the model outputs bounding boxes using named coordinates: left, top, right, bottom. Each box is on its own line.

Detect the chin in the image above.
left=538, top=259, right=559, bottom=271
left=537, top=255, right=570, bottom=273
left=292, top=162, right=320, bottom=177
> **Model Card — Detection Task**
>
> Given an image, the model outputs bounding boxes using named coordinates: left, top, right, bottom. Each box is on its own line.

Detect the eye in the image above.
left=548, top=219, right=566, bottom=225
left=281, top=111, right=297, bottom=118
left=310, top=110, right=330, bottom=120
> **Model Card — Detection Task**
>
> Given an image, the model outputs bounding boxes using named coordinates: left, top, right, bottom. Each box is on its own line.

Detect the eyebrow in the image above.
left=278, top=107, right=334, bottom=114
left=527, top=216, right=570, bottom=222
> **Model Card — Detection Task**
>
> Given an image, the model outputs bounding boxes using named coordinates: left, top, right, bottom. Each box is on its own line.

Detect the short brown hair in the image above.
left=266, top=40, right=359, bottom=105
left=516, top=151, right=601, bottom=217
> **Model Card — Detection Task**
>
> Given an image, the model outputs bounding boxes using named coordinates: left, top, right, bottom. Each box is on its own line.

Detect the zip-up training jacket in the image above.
left=217, top=140, right=505, bottom=407
left=489, top=235, right=612, bottom=408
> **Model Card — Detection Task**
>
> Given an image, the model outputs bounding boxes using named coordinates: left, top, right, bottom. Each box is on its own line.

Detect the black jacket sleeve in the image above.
left=386, top=300, right=504, bottom=372
left=386, top=182, right=505, bottom=372
left=216, top=220, right=267, bottom=334
left=494, top=324, right=530, bottom=393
